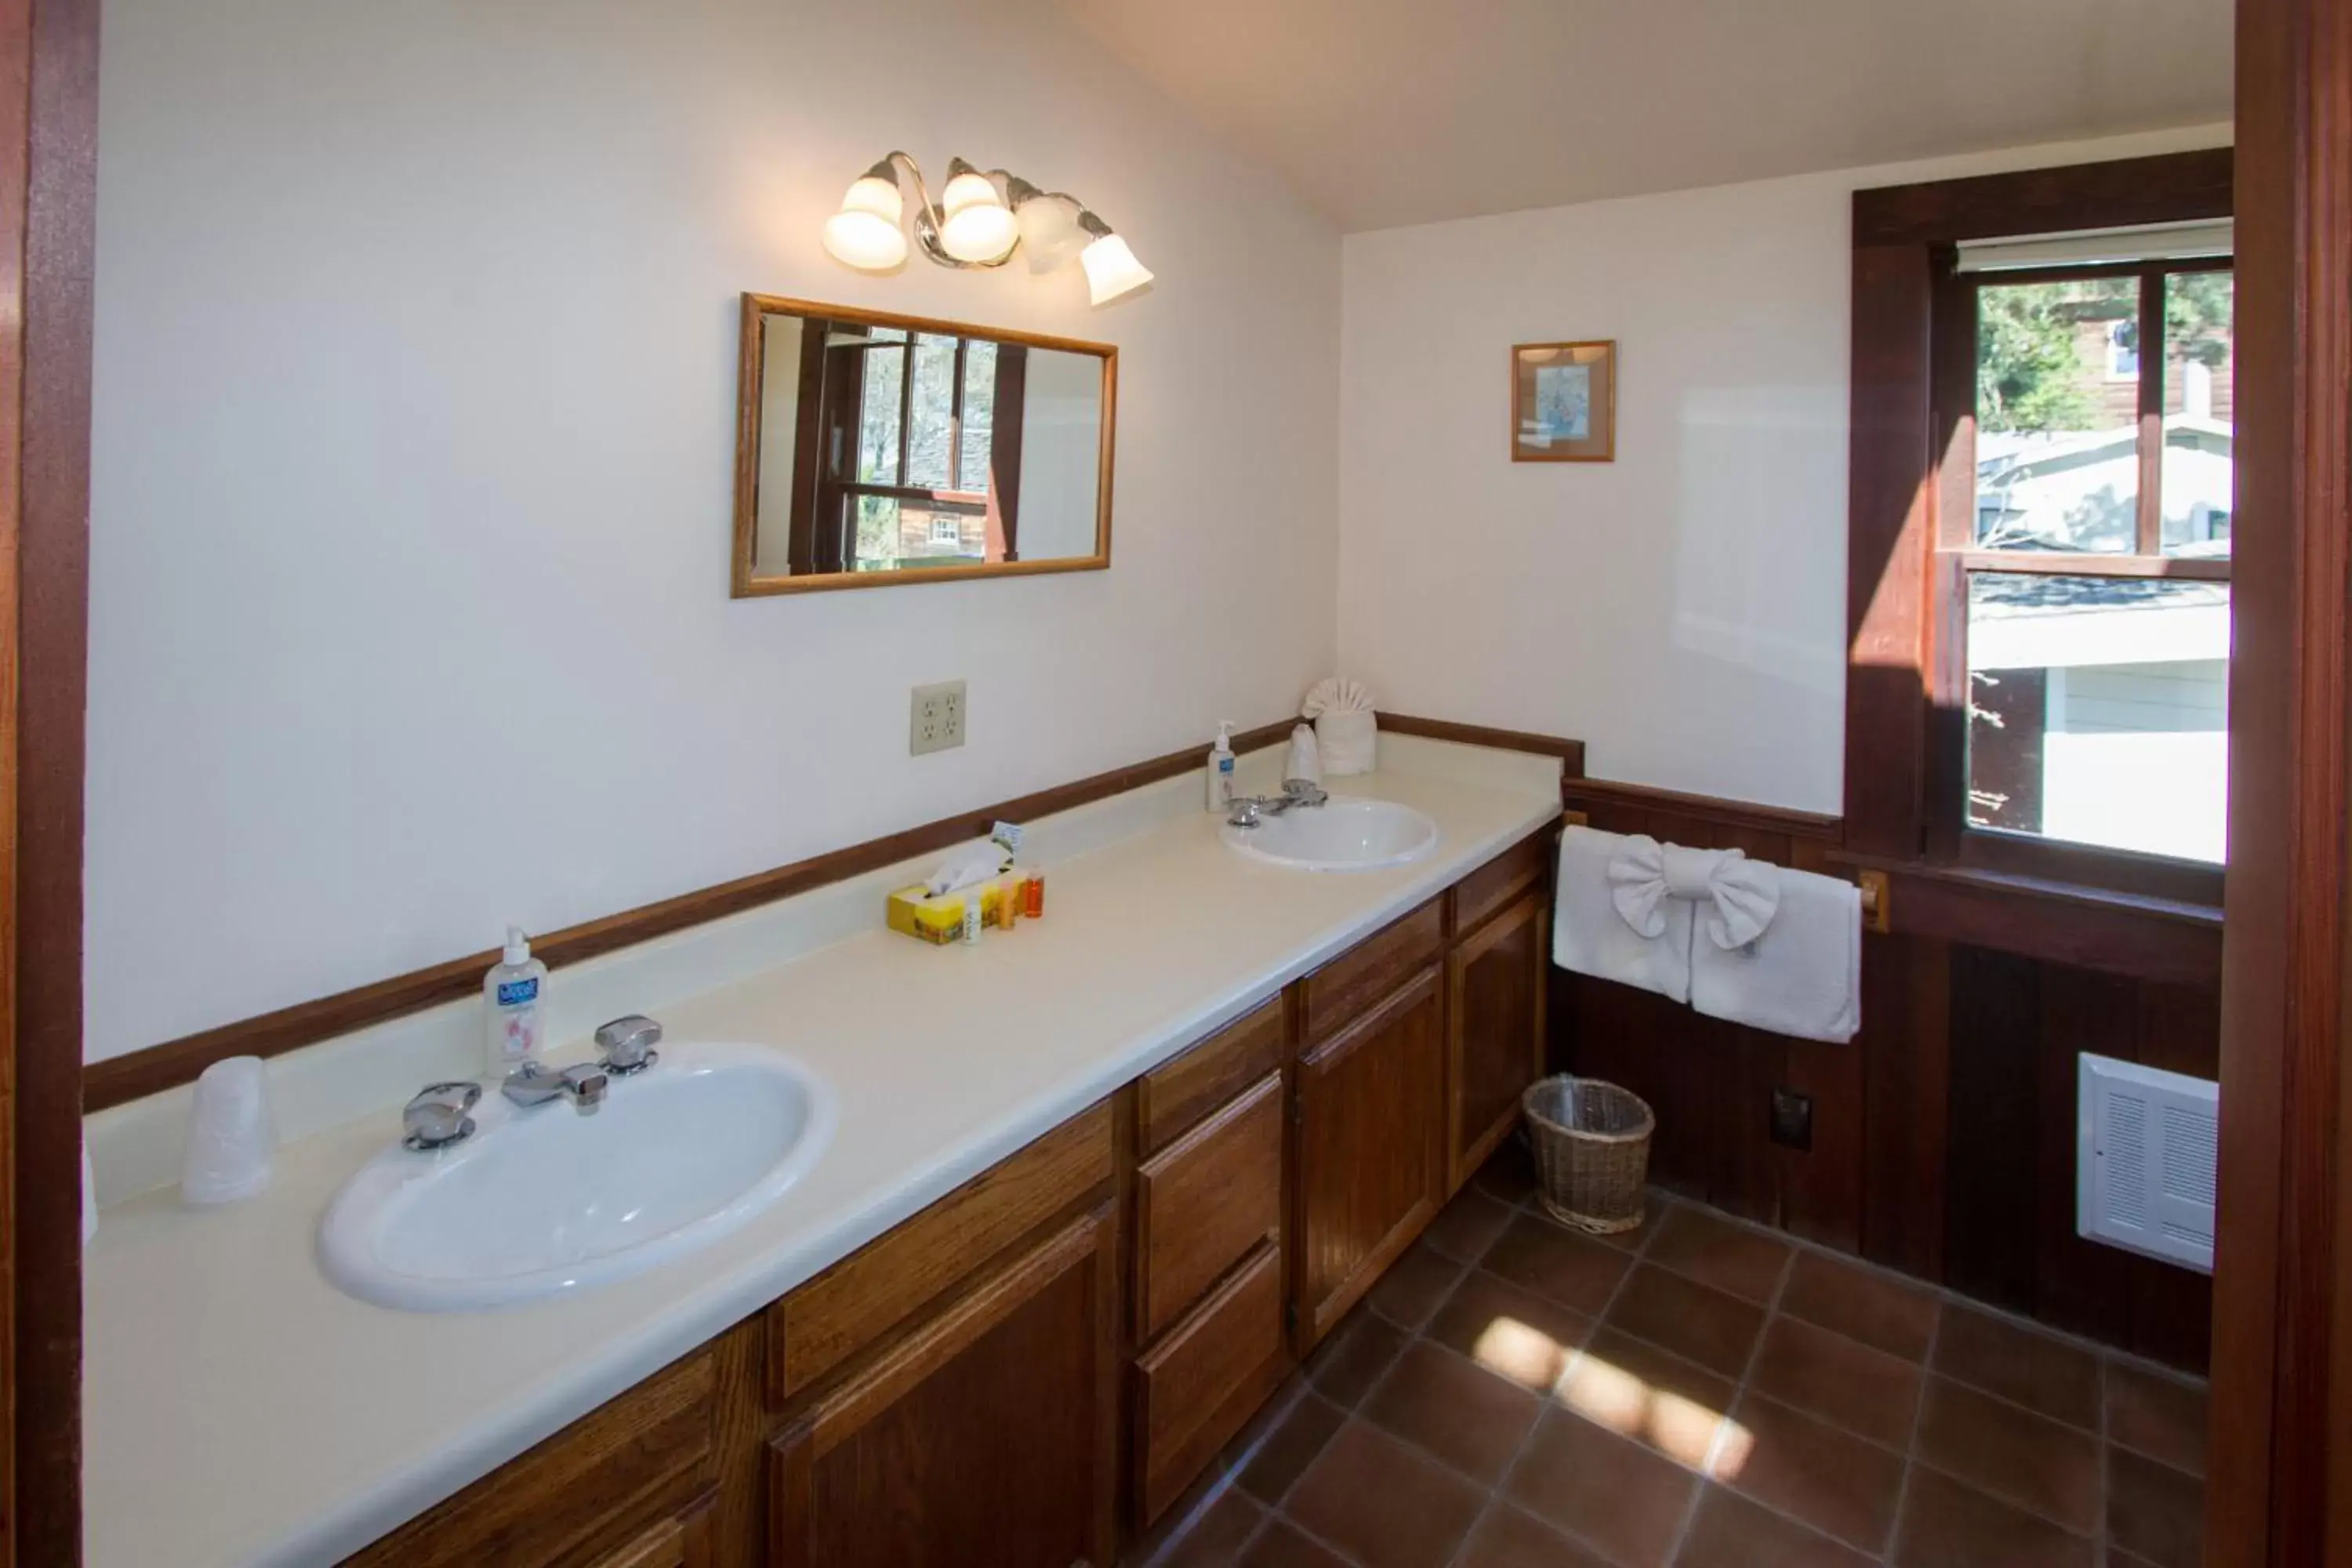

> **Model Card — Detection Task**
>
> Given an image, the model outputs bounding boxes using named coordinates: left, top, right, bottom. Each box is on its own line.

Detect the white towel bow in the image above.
left=1608, top=837, right=1782, bottom=949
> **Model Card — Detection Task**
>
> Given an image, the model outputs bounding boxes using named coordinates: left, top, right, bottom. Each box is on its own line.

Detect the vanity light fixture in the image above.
left=819, top=151, right=1154, bottom=305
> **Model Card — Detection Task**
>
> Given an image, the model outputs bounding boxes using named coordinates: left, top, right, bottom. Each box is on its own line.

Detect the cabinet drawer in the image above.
left=770, top=1099, right=1114, bottom=1401
left=1454, top=829, right=1551, bottom=938
left=1134, top=1241, right=1287, bottom=1526
left=583, top=1490, right=717, bottom=1568
left=1300, top=898, right=1445, bottom=1044
left=1135, top=1070, right=1283, bottom=1341
left=1138, top=995, right=1287, bottom=1156
left=342, top=1341, right=722, bottom=1568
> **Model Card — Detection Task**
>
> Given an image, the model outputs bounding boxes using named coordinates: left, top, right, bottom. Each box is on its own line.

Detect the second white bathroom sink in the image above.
left=1221, top=796, right=1439, bottom=872
left=318, top=1040, right=834, bottom=1312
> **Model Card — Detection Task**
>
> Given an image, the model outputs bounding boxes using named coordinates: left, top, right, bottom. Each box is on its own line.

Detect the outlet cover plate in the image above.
left=910, top=680, right=967, bottom=755
left=1769, top=1088, right=1813, bottom=1152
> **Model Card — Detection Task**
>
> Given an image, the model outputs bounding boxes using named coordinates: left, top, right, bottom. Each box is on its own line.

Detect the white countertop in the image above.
left=82, top=749, right=1558, bottom=1568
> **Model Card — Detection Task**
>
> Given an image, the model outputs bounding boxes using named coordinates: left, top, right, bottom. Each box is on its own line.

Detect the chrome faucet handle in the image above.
left=1282, top=779, right=1328, bottom=808
left=593, top=1014, right=662, bottom=1076
left=1226, top=797, right=1266, bottom=829
left=403, top=1081, right=481, bottom=1151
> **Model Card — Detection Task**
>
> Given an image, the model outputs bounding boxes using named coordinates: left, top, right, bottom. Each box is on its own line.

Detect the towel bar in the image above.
left=1556, top=809, right=1891, bottom=934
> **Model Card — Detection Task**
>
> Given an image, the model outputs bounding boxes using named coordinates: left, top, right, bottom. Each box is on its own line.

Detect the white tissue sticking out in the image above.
left=1301, top=677, right=1374, bottom=717
left=924, top=841, right=1012, bottom=897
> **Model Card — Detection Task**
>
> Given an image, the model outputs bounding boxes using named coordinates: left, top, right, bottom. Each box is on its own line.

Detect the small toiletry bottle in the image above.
left=960, top=893, right=983, bottom=945
left=1207, top=720, right=1237, bottom=811
left=1024, top=871, right=1045, bottom=919
left=484, top=926, right=548, bottom=1077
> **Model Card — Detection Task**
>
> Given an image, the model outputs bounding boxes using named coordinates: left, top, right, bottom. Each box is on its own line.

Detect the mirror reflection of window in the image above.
left=737, top=299, right=1112, bottom=593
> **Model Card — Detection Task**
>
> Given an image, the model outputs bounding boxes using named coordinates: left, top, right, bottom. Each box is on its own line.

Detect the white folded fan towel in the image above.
left=1553, top=826, right=1694, bottom=1003
left=1302, top=677, right=1376, bottom=775
left=1690, top=865, right=1861, bottom=1044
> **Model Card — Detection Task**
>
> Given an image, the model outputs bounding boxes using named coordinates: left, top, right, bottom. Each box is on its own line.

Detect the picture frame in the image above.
left=1511, top=339, right=1617, bottom=462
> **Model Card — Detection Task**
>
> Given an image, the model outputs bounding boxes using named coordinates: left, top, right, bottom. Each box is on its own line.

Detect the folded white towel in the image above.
left=1300, top=678, right=1373, bottom=717
left=1554, top=826, right=1693, bottom=1003
left=1690, top=865, right=1860, bottom=1043
left=1609, top=841, right=1781, bottom=949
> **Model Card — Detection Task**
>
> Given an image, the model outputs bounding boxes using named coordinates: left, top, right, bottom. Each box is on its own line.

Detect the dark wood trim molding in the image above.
left=1830, top=852, right=2223, bottom=988
left=82, top=720, right=1298, bottom=1113
left=1850, top=147, right=2234, bottom=247
left=2207, top=0, right=2352, bottom=1559
left=3, top=0, right=97, bottom=1560
left=1563, top=778, right=1842, bottom=842
left=1374, top=713, right=1588, bottom=777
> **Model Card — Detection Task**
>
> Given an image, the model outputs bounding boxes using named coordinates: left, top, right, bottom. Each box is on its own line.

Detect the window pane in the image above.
left=1965, top=572, right=2229, bottom=862
left=958, top=339, right=997, bottom=493
left=858, top=346, right=902, bottom=486
left=904, top=334, right=958, bottom=489
left=2162, top=270, right=2234, bottom=558
left=852, top=494, right=902, bottom=571
left=1975, top=277, right=2141, bottom=553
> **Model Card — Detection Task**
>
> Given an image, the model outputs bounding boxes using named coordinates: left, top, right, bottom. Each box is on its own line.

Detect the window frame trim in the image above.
left=1846, top=147, right=2233, bottom=906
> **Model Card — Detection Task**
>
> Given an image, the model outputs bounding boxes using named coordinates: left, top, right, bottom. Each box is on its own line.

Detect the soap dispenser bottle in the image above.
left=1207, top=720, right=1237, bottom=812
left=484, top=926, right=549, bottom=1077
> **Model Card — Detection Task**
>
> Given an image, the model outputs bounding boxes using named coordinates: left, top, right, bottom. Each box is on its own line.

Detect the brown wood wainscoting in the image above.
left=1554, top=779, right=2222, bottom=1374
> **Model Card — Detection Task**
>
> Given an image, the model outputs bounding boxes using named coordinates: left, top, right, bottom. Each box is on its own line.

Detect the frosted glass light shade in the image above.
left=823, top=171, right=907, bottom=270
left=823, top=208, right=907, bottom=270
left=940, top=166, right=1000, bottom=220
left=1014, top=194, right=1087, bottom=274
left=1080, top=231, right=1153, bottom=304
left=939, top=201, right=1018, bottom=263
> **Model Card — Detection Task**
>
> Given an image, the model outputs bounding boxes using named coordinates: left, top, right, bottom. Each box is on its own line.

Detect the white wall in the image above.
left=85, top=0, right=1340, bottom=1061
left=1016, top=348, right=1107, bottom=561
left=1336, top=125, right=2232, bottom=815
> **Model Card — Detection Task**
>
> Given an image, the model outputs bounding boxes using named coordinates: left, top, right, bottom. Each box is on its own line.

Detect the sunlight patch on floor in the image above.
left=1469, top=1314, right=1753, bottom=1474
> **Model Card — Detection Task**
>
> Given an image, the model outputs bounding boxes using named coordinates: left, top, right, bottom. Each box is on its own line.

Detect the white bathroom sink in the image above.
left=1221, top=796, right=1439, bottom=872
left=318, top=1041, right=835, bottom=1312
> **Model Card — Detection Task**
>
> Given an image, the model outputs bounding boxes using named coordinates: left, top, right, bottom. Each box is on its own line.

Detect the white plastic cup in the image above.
left=180, top=1055, right=277, bottom=1206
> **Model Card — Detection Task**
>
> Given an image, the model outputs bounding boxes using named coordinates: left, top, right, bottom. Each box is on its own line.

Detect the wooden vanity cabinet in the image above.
left=767, top=1207, right=1120, bottom=1568
left=1293, top=961, right=1447, bottom=1347
left=339, top=824, right=1557, bottom=1567
left=1447, top=891, right=1547, bottom=1189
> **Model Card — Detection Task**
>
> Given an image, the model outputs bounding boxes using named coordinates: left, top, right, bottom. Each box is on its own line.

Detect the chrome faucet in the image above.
left=502, top=1059, right=608, bottom=1115
left=593, top=1014, right=662, bottom=1076
left=1225, top=779, right=1330, bottom=829
left=402, top=1081, right=482, bottom=1150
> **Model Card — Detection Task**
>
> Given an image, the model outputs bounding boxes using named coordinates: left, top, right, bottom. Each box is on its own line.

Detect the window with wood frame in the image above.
left=1961, top=250, right=2234, bottom=864
left=789, top=324, right=1029, bottom=575
left=1843, top=147, right=2233, bottom=903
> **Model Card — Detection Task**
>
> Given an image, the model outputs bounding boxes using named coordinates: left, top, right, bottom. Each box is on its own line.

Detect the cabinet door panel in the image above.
left=1449, top=893, right=1547, bottom=1192
left=1294, top=967, right=1445, bottom=1347
left=769, top=1207, right=1117, bottom=1568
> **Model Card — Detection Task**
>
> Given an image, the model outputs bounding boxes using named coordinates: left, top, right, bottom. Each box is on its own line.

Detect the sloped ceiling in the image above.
left=1054, top=0, right=2234, bottom=231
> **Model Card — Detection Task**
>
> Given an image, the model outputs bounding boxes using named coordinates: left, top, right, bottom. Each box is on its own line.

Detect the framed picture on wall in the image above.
left=1511, top=339, right=1617, bottom=462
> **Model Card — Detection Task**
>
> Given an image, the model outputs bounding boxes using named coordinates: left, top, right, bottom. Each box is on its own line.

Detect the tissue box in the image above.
left=887, top=881, right=1011, bottom=945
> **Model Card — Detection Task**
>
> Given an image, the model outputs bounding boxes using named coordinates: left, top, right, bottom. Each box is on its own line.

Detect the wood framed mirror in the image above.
left=731, top=294, right=1116, bottom=595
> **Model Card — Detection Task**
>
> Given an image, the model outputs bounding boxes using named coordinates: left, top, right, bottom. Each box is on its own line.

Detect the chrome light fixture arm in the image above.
left=876, top=151, right=1004, bottom=271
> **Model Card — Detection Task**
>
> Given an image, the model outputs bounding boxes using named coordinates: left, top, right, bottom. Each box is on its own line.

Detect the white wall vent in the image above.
left=2078, top=1053, right=2219, bottom=1274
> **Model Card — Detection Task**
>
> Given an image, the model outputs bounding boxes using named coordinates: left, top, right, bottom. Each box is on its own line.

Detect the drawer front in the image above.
left=1135, top=1069, right=1284, bottom=1340
left=1134, top=1241, right=1287, bottom=1526
left=770, top=1099, right=1114, bottom=1401
left=1299, top=898, right=1445, bottom=1044
left=1453, top=829, right=1551, bottom=938
left=1138, top=995, right=1287, bottom=1156
left=343, top=1341, right=721, bottom=1568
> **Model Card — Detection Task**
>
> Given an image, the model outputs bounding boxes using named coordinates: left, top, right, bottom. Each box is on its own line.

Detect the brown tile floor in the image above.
left=1131, top=1158, right=2209, bottom=1568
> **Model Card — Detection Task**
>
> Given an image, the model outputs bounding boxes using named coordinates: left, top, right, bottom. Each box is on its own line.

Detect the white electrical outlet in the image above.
left=910, top=680, right=967, bottom=755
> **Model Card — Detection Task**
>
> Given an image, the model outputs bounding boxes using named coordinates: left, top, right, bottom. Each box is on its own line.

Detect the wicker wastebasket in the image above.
left=1523, top=1075, right=1655, bottom=1234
